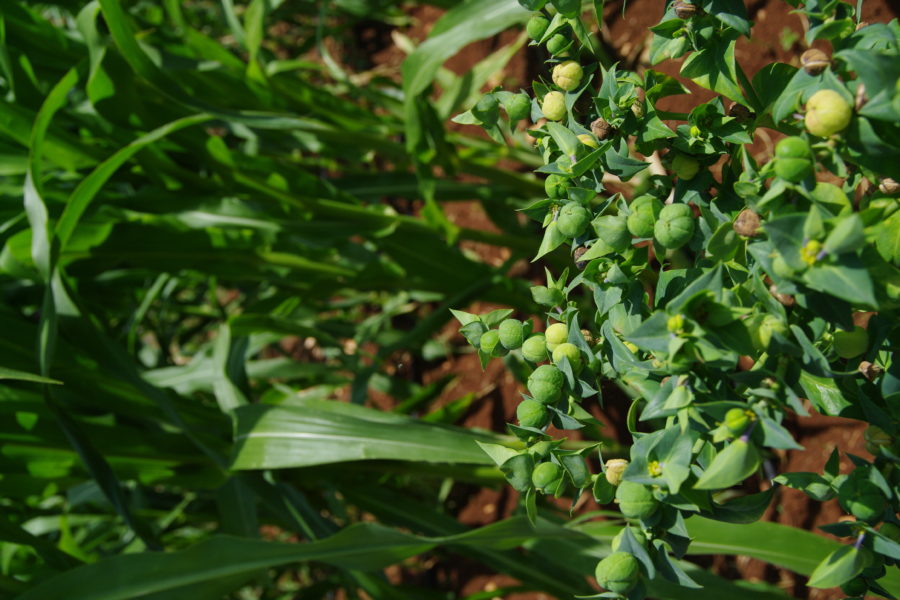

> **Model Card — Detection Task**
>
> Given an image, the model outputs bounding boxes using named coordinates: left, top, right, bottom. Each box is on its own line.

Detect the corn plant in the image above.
left=456, top=0, right=900, bottom=598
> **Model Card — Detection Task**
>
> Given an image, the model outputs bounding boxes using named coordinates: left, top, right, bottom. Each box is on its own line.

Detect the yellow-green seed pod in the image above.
left=805, top=89, right=852, bottom=137
left=552, top=60, right=583, bottom=91
left=541, top=91, right=567, bottom=121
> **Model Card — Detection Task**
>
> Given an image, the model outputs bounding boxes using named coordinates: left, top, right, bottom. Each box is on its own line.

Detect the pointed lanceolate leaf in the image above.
left=694, top=440, right=761, bottom=490
left=807, top=546, right=866, bottom=589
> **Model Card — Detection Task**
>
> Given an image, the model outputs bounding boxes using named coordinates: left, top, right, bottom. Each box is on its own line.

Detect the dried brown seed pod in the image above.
left=574, top=246, right=589, bottom=269
left=727, top=102, right=753, bottom=122
left=590, top=117, right=616, bottom=140
left=800, top=48, right=830, bottom=76
left=673, top=0, right=698, bottom=19
left=878, top=178, right=899, bottom=194
left=855, top=82, right=867, bottom=111
left=733, top=208, right=761, bottom=237
left=859, top=361, right=883, bottom=381
left=769, top=284, right=795, bottom=307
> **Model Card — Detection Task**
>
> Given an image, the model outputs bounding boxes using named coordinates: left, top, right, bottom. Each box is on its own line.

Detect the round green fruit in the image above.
left=552, top=342, right=582, bottom=372
left=472, top=94, right=499, bottom=126
left=545, top=173, right=569, bottom=199
left=775, top=157, right=814, bottom=182
left=545, top=322, right=569, bottom=351
left=724, top=408, right=750, bottom=435
left=498, top=318, right=525, bottom=350
left=627, top=196, right=663, bottom=238
left=833, top=326, right=868, bottom=359
left=517, top=398, right=549, bottom=429
left=541, top=91, right=567, bottom=121
left=532, top=461, right=562, bottom=490
left=558, top=203, right=590, bottom=238
left=527, top=364, right=564, bottom=404
left=522, top=334, right=548, bottom=363
left=479, top=330, right=507, bottom=357
left=805, top=89, right=852, bottom=137
left=546, top=33, right=570, bottom=56
left=526, top=15, right=550, bottom=41
left=654, top=203, right=695, bottom=249
left=592, top=214, right=631, bottom=251
left=616, top=481, right=659, bottom=520
left=775, top=136, right=812, bottom=159
left=672, top=154, right=700, bottom=180
left=552, top=60, right=583, bottom=91
left=595, top=552, right=641, bottom=594
left=505, top=92, right=531, bottom=122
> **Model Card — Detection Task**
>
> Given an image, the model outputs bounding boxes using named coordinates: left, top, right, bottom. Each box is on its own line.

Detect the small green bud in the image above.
left=724, top=408, right=751, bottom=435
left=605, top=459, right=629, bottom=486
left=546, top=33, right=570, bottom=56
left=666, top=314, right=685, bottom=334
left=479, top=329, right=507, bottom=357
left=544, top=173, right=569, bottom=199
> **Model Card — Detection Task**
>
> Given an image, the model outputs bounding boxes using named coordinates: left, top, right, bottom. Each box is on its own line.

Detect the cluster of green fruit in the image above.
left=455, top=0, right=899, bottom=597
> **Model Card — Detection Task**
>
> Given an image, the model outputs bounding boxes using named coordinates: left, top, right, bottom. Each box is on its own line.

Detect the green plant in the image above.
left=456, top=0, right=900, bottom=598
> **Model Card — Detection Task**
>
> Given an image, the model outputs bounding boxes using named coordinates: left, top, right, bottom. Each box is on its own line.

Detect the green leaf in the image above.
left=807, top=546, right=866, bottom=589
left=874, top=209, right=900, bottom=264
left=694, top=440, right=760, bottom=490
left=680, top=35, right=747, bottom=106
left=231, top=403, right=496, bottom=469
left=803, top=257, right=877, bottom=308
left=0, top=366, right=61, bottom=385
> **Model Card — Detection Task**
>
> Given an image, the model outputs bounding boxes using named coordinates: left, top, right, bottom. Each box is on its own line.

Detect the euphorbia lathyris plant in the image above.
left=453, top=0, right=900, bottom=598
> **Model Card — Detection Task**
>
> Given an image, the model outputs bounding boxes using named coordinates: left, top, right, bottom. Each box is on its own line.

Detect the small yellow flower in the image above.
left=800, top=239, right=823, bottom=266
left=648, top=460, right=663, bottom=477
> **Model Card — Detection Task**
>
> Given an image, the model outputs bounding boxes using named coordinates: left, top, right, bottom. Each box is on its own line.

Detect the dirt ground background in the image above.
left=329, top=1, right=900, bottom=598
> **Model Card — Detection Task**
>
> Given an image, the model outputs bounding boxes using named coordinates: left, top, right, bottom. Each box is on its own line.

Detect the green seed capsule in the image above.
left=472, top=93, right=500, bottom=126
left=479, top=329, right=507, bottom=357
left=526, top=15, right=550, bottom=41
left=552, top=60, right=583, bottom=91
left=557, top=203, right=590, bottom=238
left=541, top=91, right=567, bottom=121
left=498, top=318, right=525, bottom=350
left=774, top=157, right=813, bottom=182
left=724, top=408, right=750, bottom=435
left=545, top=322, right=569, bottom=351
left=532, top=461, right=562, bottom=490
left=627, top=195, right=663, bottom=238
left=654, top=203, right=695, bottom=249
left=505, top=92, right=532, bottom=122
left=546, top=33, right=570, bottom=56
left=517, top=398, right=550, bottom=429
left=805, top=89, right=852, bottom=137
left=595, top=552, right=641, bottom=594
left=544, top=173, right=569, bottom=199
left=527, top=364, right=564, bottom=404
left=551, top=342, right=582, bottom=372
left=522, top=334, right=549, bottom=363
left=616, top=481, right=659, bottom=520
left=833, top=326, right=868, bottom=359
left=671, top=154, right=700, bottom=180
